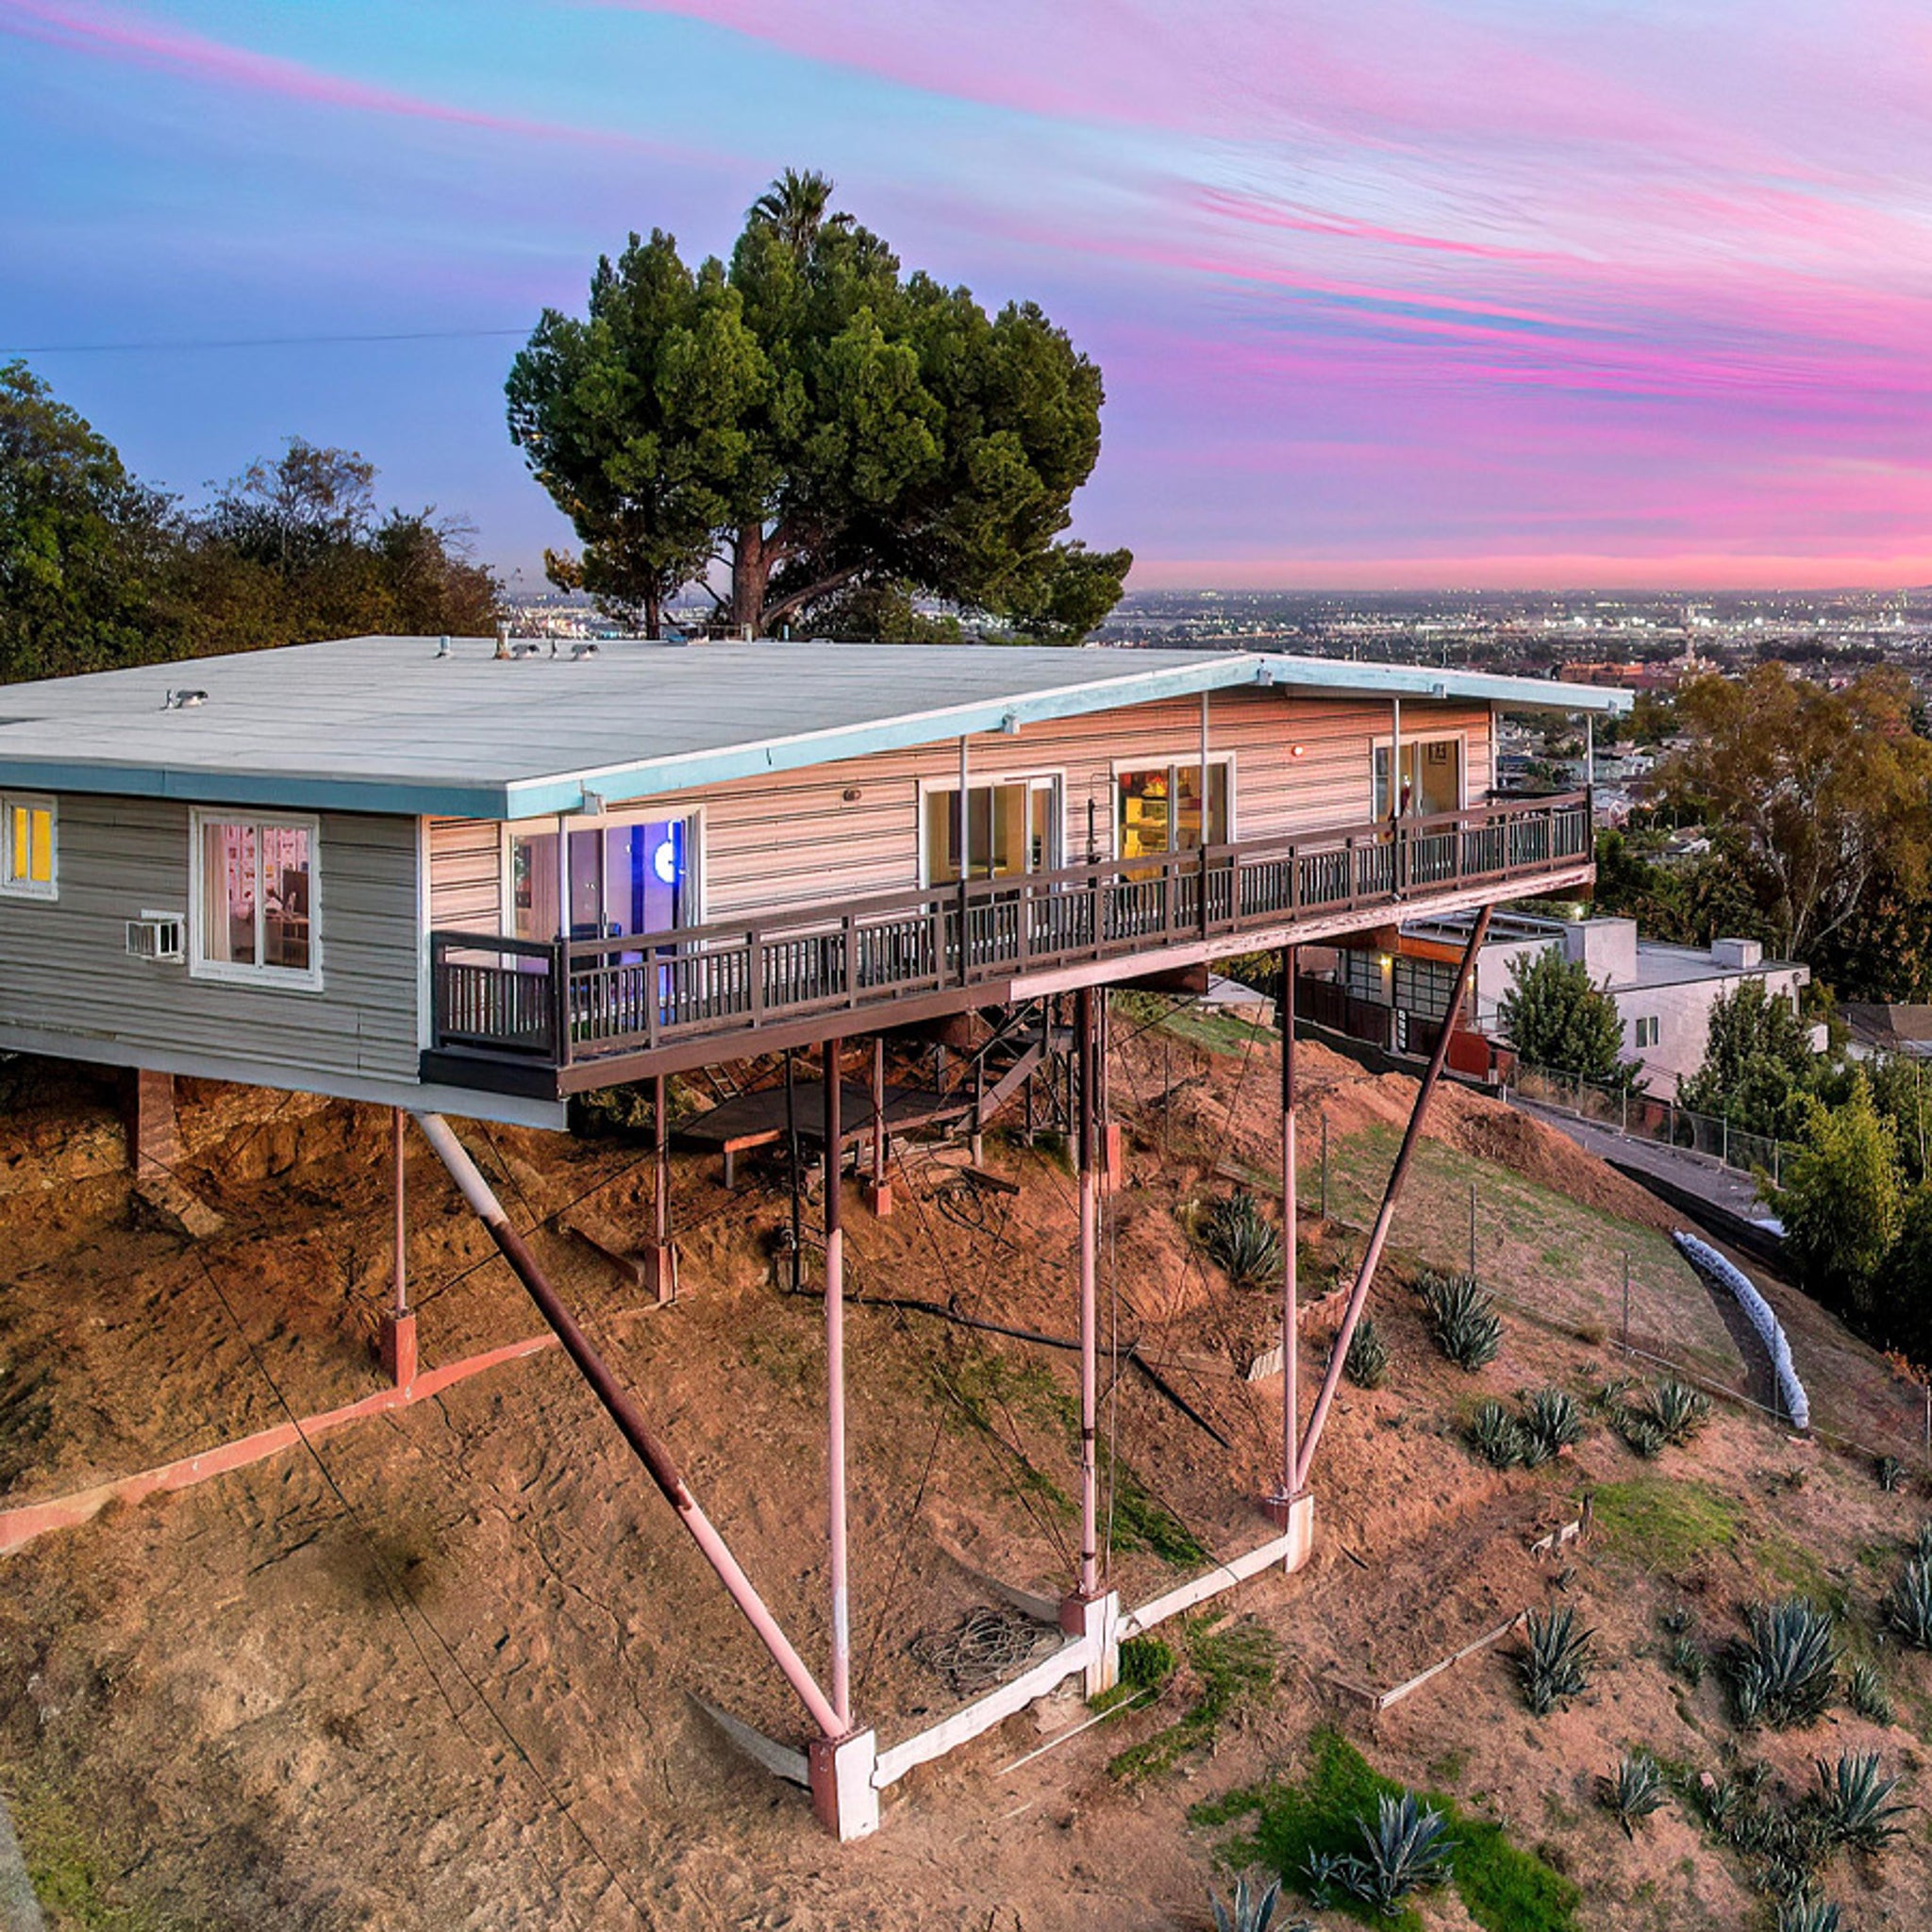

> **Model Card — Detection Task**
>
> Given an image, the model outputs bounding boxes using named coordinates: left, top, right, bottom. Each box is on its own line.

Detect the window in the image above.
left=1, top=792, right=55, bottom=900
left=1373, top=738, right=1463, bottom=819
left=1634, top=1015, right=1660, bottom=1049
left=1115, top=759, right=1231, bottom=861
left=924, top=778, right=1058, bottom=885
left=508, top=815, right=698, bottom=943
left=1394, top=955, right=1460, bottom=1024
left=190, top=811, right=320, bottom=989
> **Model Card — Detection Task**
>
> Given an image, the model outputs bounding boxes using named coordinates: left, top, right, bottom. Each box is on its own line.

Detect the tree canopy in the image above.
left=1772, top=1074, right=1906, bottom=1317
left=1496, top=946, right=1630, bottom=1087
left=1657, top=664, right=1932, bottom=964
left=1677, top=978, right=1818, bottom=1139
left=506, top=173, right=1131, bottom=640
left=0, top=365, right=498, bottom=683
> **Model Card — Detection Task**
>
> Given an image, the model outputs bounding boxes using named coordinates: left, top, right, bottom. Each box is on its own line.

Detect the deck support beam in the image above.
left=823, top=1043, right=855, bottom=1737
left=643, top=1073, right=677, bottom=1305
left=408, top=1112, right=848, bottom=1751
left=1264, top=947, right=1300, bottom=1533
left=1292, top=905, right=1491, bottom=1491
left=380, top=1108, right=416, bottom=1390
left=864, top=1036, right=892, bottom=1217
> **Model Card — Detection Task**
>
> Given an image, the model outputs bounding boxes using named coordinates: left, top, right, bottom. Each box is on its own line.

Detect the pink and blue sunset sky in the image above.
left=4, top=0, right=1929, bottom=591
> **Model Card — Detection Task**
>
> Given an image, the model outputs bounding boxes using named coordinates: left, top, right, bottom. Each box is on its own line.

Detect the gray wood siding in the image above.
left=0, top=798, right=421, bottom=1080
left=435, top=689, right=1494, bottom=931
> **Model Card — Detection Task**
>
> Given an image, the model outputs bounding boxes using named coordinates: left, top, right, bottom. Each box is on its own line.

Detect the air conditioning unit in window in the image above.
left=126, top=912, right=185, bottom=963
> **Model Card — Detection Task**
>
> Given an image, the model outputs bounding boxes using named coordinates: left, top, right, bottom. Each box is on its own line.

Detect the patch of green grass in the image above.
left=1108, top=1613, right=1276, bottom=1784
left=1197, top=1730, right=1580, bottom=1932
left=1590, top=1477, right=1741, bottom=1573
left=1103, top=1445, right=1208, bottom=1568
left=6, top=1769, right=203, bottom=1931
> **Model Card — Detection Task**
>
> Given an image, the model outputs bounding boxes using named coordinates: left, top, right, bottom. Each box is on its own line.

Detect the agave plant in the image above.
left=1202, top=1192, right=1281, bottom=1289
left=1418, top=1271, right=1503, bottom=1371
left=1876, top=1454, right=1905, bottom=1492
left=1518, top=1606, right=1594, bottom=1716
left=1599, top=1750, right=1666, bottom=1837
left=1774, top=1897, right=1840, bottom=1932
left=1845, top=1658, right=1892, bottom=1724
left=1307, top=1792, right=1456, bottom=1914
left=1701, top=1776, right=1742, bottom=1836
left=1468, top=1400, right=1526, bottom=1469
left=1618, top=1413, right=1668, bottom=1459
left=1520, top=1387, right=1584, bottom=1460
left=1344, top=1315, right=1391, bottom=1390
left=1813, top=1748, right=1908, bottom=1854
left=1670, top=1636, right=1706, bottom=1686
left=1732, top=1599, right=1840, bottom=1729
left=1646, top=1377, right=1711, bottom=1445
left=1884, top=1556, right=1932, bottom=1650
left=1913, top=1520, right=1932, bottom=1564
left=1209, top=1874, right=1282, bottom=1932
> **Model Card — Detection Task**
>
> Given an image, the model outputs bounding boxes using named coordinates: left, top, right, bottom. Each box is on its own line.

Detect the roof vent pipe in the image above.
left=436, top=634, right=452, bottom=659
left=493, top=620, right=511, bottom=660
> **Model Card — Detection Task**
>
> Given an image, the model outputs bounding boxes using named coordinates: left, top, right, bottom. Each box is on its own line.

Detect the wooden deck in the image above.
left=423, top=792, right=1592, bottom=1097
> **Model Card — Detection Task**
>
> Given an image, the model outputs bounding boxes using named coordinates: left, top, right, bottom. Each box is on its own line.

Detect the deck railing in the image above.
left=429, top=792, right=1591, bottom=1069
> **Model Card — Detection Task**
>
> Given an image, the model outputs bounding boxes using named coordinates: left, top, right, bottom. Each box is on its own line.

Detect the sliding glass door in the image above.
left=510, top=817, right=696, bottom=946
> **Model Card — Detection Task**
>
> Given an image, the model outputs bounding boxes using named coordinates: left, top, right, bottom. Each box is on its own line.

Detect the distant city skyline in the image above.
left=4, top=0, right=1928, bottom=591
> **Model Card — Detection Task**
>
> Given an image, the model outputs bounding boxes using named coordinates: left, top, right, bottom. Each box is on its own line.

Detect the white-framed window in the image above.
left=0, top=791, right=56, bottom=900
left=920, top=774, right=1062, bottom=886
left=1634, top=1015, right=1660, bottom=1049
left=1113, top=756, right=1235, bottom=860
left=189, top=809, right=322, bottom=991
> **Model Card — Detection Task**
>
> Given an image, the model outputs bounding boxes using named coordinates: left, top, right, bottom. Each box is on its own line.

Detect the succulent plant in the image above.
left=1774, top=1897, right=1840, bottom=1932
left=1884, top=1555, right=1932, bottom=1650
left=1209, top=1874, right=1283, bottom=1932
left=1913, top=1520, right=1932, bottom=1564
left=1646, top=1377, right=1711, bottom=1445
left=1307, top=1792, right=1456, bottom=1914
left=1519, top=1606, right=1594, bottom=1716
left=1875, top=1454, right=1905, bottom=1492
left=1813, top=1748, right=1908, bottom=1854
left=1731, top=1599, right=1840, bottom=1730
left=1618, top=1413, right=1669, bottom=1458
left=1468, top=1399, right=1527, bottom=1469
left=1520, top=1387, right=1584, bottom=1459
left=1670, top=1636, right=1706, bottom=1686
left=1600, top=1750, right=1666, bottom=1837
left=1844, top=1658, right=1891, bottom=1724
left=1201, top=1191, right=1281, bottom=1289
left=1417, top=1271, right=1503, bottom=1371
left=1343, top=1315, right=1390, bottom=1390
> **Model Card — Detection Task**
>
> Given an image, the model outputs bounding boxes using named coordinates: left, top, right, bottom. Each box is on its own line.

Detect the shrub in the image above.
left=1518, top=1607, right=1593, bottom=1717
left=1844, top=1658, right=1891, bottom=1724
left=1731, top=1599, right=1840, bottom=1729
left=1812, top=1748, right=1907, bottom=1854
left=1646, top=1378, right=1711, bottom=1445
left=1599, top=1751, right=1666, bottom=1837
left=1202, top=1192, right=1281, bottom=1289
left=1520, top=1387, right=1584, bottom=1460
left=1306, top=1792, right=1456, bottom=1914
left=1883, top=1556, right=1932, bottom=1649
left=1418, top=1271, right=1503, bottom=1370
left=1344, top=1316, right=1390, bottom=1390
left=1468, top=1399, right=1527, bottom=1469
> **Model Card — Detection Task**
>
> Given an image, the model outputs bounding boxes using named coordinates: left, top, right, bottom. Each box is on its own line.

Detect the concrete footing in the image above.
left=1057, top=1590, right=1122, bottom=1698
left=379, top=1311, right=418, bottom=1391
left=808, top=1728, right=880, bottom=1841
left=641, top=1244, right=678, bottom=1307
left=1261, top=1490, right=1317, bottom=1570
left=862, top=1178, right=893, bottom=1220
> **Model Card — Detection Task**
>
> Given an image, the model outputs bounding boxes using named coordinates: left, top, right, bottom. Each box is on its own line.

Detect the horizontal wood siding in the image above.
left=0, top=797, right=421, bottom=1080
left=428, top=816, right=502, bottom=928
left=433, top=688, right=1494, bottom=927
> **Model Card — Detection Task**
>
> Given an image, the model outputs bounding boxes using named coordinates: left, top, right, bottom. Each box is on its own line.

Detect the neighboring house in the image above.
left=1307, top=910, right=1808, bottom=1096
left=1840, top=1004, right=1932, bottom=1062
left=0, top=634, right=1625, bottom=1126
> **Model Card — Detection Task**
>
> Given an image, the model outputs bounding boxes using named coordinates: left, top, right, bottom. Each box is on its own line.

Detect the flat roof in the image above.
left=0, top=635, right=1631, bottom=818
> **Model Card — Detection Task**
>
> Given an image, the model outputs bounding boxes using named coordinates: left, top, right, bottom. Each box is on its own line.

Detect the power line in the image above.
left=3, top=326, right=530, bottom=357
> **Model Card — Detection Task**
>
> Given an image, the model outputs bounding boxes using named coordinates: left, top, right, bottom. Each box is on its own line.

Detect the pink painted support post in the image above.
left=1074, top=985, right=1099, bottom=1601
left=409, top=1112, right=846, bottom=1745
left=380, top=1108, right=417, bottom=1390
left=823, top=1042, right=854, bottom=1734
left=864, top=1035, right=892, bottom=1218
left=1266, top=946, right=1299, bottom=1523
left=1292, top=907, right=1491, bottom=1492
left=644, top=1073, right=677, bottom=1305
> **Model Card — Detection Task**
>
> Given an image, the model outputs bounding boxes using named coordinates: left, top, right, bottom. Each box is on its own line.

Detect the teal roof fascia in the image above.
left=1253, top=656, right=1634, bottom=714
left=0, top=757, right=510, bottom=819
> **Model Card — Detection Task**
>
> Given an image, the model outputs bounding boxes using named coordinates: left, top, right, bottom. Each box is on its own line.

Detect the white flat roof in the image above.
left=0, top=635, right=1630, bottom=818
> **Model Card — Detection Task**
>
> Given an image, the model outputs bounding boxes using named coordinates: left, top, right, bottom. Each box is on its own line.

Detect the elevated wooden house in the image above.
left=0, top=634, right=1620, bottom=1122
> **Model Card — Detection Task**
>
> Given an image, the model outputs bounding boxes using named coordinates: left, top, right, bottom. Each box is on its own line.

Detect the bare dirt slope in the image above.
left=0, top=1028, right=1928, bottom=1932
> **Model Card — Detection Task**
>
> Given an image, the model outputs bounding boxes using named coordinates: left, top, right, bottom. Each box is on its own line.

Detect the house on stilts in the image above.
left=0, top=632, right=1628, bottom=1836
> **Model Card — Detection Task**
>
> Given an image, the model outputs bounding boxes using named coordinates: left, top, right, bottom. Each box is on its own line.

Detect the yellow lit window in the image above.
left=1, top=794, right=56, bottom=899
